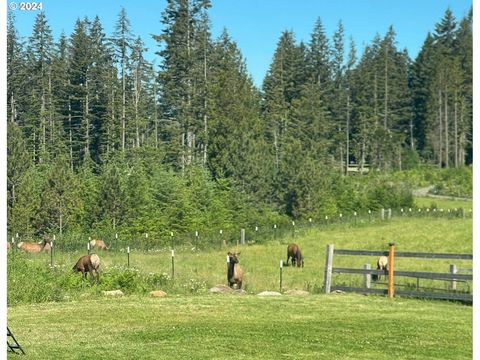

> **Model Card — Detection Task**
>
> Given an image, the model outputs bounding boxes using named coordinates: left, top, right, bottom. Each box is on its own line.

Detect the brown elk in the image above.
left=89, top=239, right=109, bottom=250
left=227, top=252, right=244, bottom=289
left=17, top=238, right=51, bottom=254
left=73, top=253, right=101, bottom=281
left=286, top=243, right=304, bottom=267
left=7, top=242, right=11, bottom=251
left=372, top=256, right=389, bottom=281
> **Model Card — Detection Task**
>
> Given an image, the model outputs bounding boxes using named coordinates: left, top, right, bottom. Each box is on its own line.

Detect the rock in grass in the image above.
left=257, top=291, right=282, bottom=297
left=285, top=289, right=309, bottom=296
left=150, top=290, right=167, bottom=297
left=233, top=289, right=247, bottom=295
left=102, top=290, right=124, bottom=297
left=209, top=285, right=234, bottom=294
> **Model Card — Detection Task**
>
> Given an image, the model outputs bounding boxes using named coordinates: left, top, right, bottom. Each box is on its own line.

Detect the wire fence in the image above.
left=7, top=206, right=472, bottom=254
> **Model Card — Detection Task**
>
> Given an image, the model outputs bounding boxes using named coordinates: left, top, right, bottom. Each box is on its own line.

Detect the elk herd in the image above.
left=7, top=235, right=388, bottom=288
left=8, top=236, right=106, bottom=282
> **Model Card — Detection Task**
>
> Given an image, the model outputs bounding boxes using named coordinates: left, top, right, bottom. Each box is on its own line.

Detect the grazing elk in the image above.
left=17, top=237, right=51, bottom=254
left=372, top=256, right=389, bottom=281
left=227, top=252, right=244, bottom=289
left=286, top=243, right=304, bottom=267
left=89, top=239, right=109, bottom=251
left=73, top=253, right=101, bottom=282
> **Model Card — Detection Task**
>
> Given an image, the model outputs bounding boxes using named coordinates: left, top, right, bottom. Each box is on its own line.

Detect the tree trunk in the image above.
left=181, top=132, right=185, bottom=173
left=122, top=58, right=126, bottom=151
left=153, top=81, right=158, bottom=149
left=438, top=89, right=442, bottom=168
left=273, top=129, right=279, bottom=171
left=135, top=66, right=140, bottom=147
left=409, top=119, right=414, bottom=150
left=41, top=88, right=46, bottom=163
left=10, top=91, right=15, bottom=123
left=68, top=94, right=73, bottom=170
left=49, top=71, right=53, bottom=146
left=459, top=103, right=465, bottom=166
left=203, top=37, right=208, bottom=165
left=444, top=87, right=448, bottom=168
left=454, top=94, right=458, bottom=168
left=384, top=46, right=388, bottom=130
left=59, top=213, right=63, bottom=235
left=374, top=72, right=378, bottom=126
left=346, top=92, right=350, bottom=176
left=85, top=79, right=90, bottom=160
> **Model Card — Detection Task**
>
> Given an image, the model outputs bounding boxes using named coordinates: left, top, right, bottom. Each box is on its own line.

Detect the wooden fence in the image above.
left=323, top=243, right=472, bottom=303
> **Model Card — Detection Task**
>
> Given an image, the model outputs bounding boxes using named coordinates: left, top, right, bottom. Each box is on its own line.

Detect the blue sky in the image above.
left=8, top=0, right=472, bottom=87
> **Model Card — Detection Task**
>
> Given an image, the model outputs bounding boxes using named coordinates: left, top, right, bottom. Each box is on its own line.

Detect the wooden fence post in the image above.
left=324, top=244, right=334, bottom=293
left=381, top=208, right=385, bottom=220
left=279, top=260, right=283, bottom=293
left=388, top=242, right=395, bottom=298
left=450, top=264, right=457, bottom=291
left=50, top=240, right=54, bottom=267
left=226, top=254, right=230, bottom=286
left=240, top=228, right=245, bottom=245
left=171, top=250, right=175, bottom=282
left=364, top=263, right=371, bottom=289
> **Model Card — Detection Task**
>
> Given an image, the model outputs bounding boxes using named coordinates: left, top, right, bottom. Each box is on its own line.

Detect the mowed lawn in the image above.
left=7, top=293, right=472, bottom=360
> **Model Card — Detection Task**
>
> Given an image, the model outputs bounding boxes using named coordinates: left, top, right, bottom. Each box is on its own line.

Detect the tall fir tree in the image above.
left=26, top=11, right=54, bottom=163
left=154, top=0, right=212, bottom=170
left=88, top=16, right=114, bottom=164
left=68, top=18, right=93, bottom=167
left=112, top=7, right=134, bottom=152
left=208, top=30, right=271, bottom=201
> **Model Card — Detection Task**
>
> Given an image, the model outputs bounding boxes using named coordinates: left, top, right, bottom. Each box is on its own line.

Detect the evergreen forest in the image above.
left=6, top=2, right=472, bottom=240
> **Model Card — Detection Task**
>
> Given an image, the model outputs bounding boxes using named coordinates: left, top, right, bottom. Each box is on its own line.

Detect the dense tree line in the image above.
left=6, top=2, right=471, bottom=238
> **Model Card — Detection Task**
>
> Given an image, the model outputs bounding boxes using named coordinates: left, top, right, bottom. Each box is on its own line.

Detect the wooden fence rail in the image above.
left=334, top=249, right=472, bottom=259
left=324, top=244, right=473, bottom=303
left=332, top=267, right=472, bottom=281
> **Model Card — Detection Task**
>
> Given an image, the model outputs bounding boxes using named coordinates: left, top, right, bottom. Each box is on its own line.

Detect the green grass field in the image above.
left=7, top=294, right=472, bottom=360
left=7, top=210, right=472, bottom=359
left=414, top=196, right=472, bottom=210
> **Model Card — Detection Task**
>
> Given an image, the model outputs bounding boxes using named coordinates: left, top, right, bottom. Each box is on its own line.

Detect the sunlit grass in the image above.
left=414, top=196, right=472, bottom=210
left=7, top=294, right=472, bottom=360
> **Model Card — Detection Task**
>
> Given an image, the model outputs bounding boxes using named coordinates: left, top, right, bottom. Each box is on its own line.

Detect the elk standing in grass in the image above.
left=73, top=253, right=101, bottom=282
left=286, top=243, right=304, bottom=267
left=17, top=237, right=51, bottom=254
left=227, top=252, right=244, bottom=289
left=372, top=256, right=388, bottom=281
left=89, top=239, right=109, bottom=250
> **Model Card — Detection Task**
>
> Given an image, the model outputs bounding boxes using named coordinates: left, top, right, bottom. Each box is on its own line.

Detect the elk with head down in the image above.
left=286, top=243, right=304, bottom=267
left=227, top=252, right=244, bottom=289
left=73, top=253, right=101, bottom=282
left=372, top=256, right=388, bottom=281
left=17, top=237, right=51, bottom=254
left=89, top=239, right=109, bottom=251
